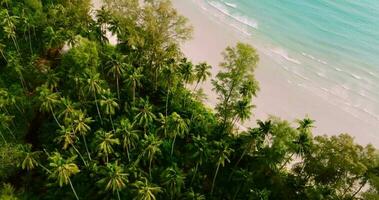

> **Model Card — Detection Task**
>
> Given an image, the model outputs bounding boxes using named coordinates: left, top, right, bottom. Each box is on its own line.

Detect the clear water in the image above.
left=199, top=0, right=379, bottom=125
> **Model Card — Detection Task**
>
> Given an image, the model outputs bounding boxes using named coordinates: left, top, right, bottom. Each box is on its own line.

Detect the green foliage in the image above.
left=0, top=0, right=378, bottom=199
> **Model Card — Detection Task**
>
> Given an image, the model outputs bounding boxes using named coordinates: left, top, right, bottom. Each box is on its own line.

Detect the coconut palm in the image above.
left=161, top=165, right=186, bottom=200
left=1, top=10, right=19, bottom=53
left=161, top=65, right=177, bottom=117
left=296, top=117, right=315, bottom=134
left=116, top=118, right=140, bottom=161
left=95, top=130, right=120, bottom=163
left=194, top=62, right=211, bottom=90
left=72, top=110, right=93, bottom=160
left=84, top=71, right=105, bottom=124
left=105, top=53, right=127, bottom=99
left=36, top=84, right=61, bottom=127
left=0, top=113, right=15, bottom=142
left=133, top=177, right=162, bottom=200
left=210, top=141, right=233, bottom=196
left=232, top=99, right=254, bottom=126
left=100, top=89, right=119, bottom=131
left=184, top=188, right=206, bottom=200
left=167, top=112, right=188, bottom=156
left=56, top=126, right=87, bottom=166
left=142, top=134, right=162, bottom=178
left=125, top=66, right=143, bottom=104
left=98, top=162, right=128, bottom=200
left=48, top=152, right=80, bottom=200
left=58, top=97, right=78, bottom=124
left=19, top=144, right=40, bottom=171
left=179, top=58, right=195, bottom=84
left=132, top=98, right=156, bottom=134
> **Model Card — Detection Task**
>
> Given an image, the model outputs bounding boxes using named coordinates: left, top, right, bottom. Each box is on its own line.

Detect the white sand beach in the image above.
left=172, top=0, right=379, bottom=147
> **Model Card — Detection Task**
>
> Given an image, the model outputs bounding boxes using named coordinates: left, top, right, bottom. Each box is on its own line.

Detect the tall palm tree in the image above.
left=125, top=67, right=143, bottom=104
left=1, top=11, right=20, bottom=53
left=84, top=71, right=105, bottom=124
left=100, top=89, right=119, bottom=131
left=161, top=165, right=186, bottom=200
left=167, top=112, right=188, bottom=156
left=72, top=110, right=93, bottom=161
left=98, top=162, right=128, bottom=200
left=48, top=152, right=80, bottom=200
left=106, top=53, right=127, bottom=99
left=210, top=141, right=233, bottom=196
left=116, top=118, right=140, bottom=161
left=161, top=65, right=177, bottom=117
left=37, top=84, right=61, bottom=127
left=232, top=99, right=254, bottom=126
left=190, top=135, right=210, bottom=186
left=194, top=62, right=211, bottom=90
left=142, top=134, right=162, bottom=178
left=132, top=98, right=156, bottom=135
left=296, top=117, right=315, bottom=134
left=133, top=178, right=162, bottom=200
left=95, top=130, right=120, bottom=163
left=0, top=113, right=15, bottom=143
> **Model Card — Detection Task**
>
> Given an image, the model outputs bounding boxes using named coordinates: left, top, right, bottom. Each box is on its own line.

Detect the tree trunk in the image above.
left=82, top=135, right=92, bottom=161
left=0, top=131, right=7, bottom=144
left=72, top=144, right=88, bottom=166
left=94, top=94, right=103, bottom=124
left=165, top=86, right=170, bottom=117
left=170, top=136, right=176, bottom=157
left=117, top=190, right=121, bottom=200
left=211, top=163, right=220, bottom=196
left=69, top=178, right=80, bottom=200
left=279, top=152, right=295, bottom=170
left=50, top=107, right=61, bottom=127
left=350, top=179, right=367, bottom=199
left=190, top=163, right=199, bottom=186
left=116, top=76, right=120, bottom=100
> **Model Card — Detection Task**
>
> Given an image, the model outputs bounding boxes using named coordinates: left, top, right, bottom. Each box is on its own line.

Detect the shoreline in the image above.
left=172, top=0, right=379, bottom=147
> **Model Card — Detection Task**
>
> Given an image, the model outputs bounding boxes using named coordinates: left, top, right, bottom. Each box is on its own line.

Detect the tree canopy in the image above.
left=0, top=0, right=378, bottom=199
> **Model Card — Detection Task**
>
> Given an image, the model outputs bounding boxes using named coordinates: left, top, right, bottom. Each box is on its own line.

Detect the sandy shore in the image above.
left=172, top=0, right=379, bottom=147
left=90, top=0, right=378, bottom=146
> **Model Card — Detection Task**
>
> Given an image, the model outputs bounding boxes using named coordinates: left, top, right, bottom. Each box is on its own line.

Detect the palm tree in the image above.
left=190, top=135, right=210, bottom=186
left=100, top=89, right=119, bottom=131
left=105, top=53, right=127, bottom=99
left=84, top=71, right=105, bottom=124
left=161, top=65, right=177, bottom=117
left=167, top=112, right=188, bottom=156
left=211, top=141, right=233, bottom=196
left=184, top=188, right=206, bottom=200
left=296, top=117, right=315, bottom=134
left=58, top=97, right=78, bottom=124
left=179, top=58, right=195, bottom=84
left=56, top=126, right=87, bottom=166
left=98, top=162, right=128, bottom=200
left=95, top=130, right=120, bottom=163
left=194, top=62, right=211, bottom=90
left=142, top=134, right=162, bottom=178
left=161, top=165, right=186, bottom=200
left=19, top=144, right=52, bottom=173
left=232, top=99, right=254, bottom=126
left=72, top=110, right=93, bottom=160
left=1, top=11, right=20, bottom=53
left=125, top=67, right=143, bottom=104
left=133, top=178, right=162, bottom=200
left=0, top=113, right=15, bottom=143
left=37, top=84, right=61, bottom=127
left=116, top=118, right=140, bottom=161
left=132, top=98, right=156, bottom=135
left=48, top=152, right=80, bottom=200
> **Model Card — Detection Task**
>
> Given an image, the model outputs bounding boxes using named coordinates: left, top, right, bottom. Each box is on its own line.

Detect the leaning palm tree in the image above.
left=116, top=118, right=140, bottom=161
left=100, top=89, right=119, bottom=131
left=133, top=177, right=162, bottom=200
left=48, top=152, right=80, bottom=200
left=194, top=62, right=211, bottom=90
left=167, top=112, right=188, bottom=156
left=95, top=130, right=120, bottom=163
left=142, top=134, right=162, bottom=178
left=98, top=162, right=128, bottom=200
left=161, top=165, right=186, bottom=200
left=125, top=67, right=143, bottom=104
left=72, top=110, right=93, bottom=160
left=210, top=141, right=234, bottom=196
left=84, top=71, right=105, bottom=124
left=132, top=98, right=156, bottom=135
left=36, top=84, right=61, bottom=127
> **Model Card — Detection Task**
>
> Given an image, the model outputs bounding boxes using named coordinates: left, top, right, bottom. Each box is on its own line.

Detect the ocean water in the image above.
left=196, top=0, right=379, bottom=127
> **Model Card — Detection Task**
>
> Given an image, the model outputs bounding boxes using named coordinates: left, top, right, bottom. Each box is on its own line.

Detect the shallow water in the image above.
left=198, top=0, right=379, bottom=130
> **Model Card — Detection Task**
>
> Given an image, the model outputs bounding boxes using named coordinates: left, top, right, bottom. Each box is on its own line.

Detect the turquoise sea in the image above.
left=198, top=0, right=379, bottom=126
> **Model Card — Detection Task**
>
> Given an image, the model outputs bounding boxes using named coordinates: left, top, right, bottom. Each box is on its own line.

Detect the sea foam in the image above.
left=271, top=48, right=301, bottom=64
left=224, top=2, right=237, bottom=8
